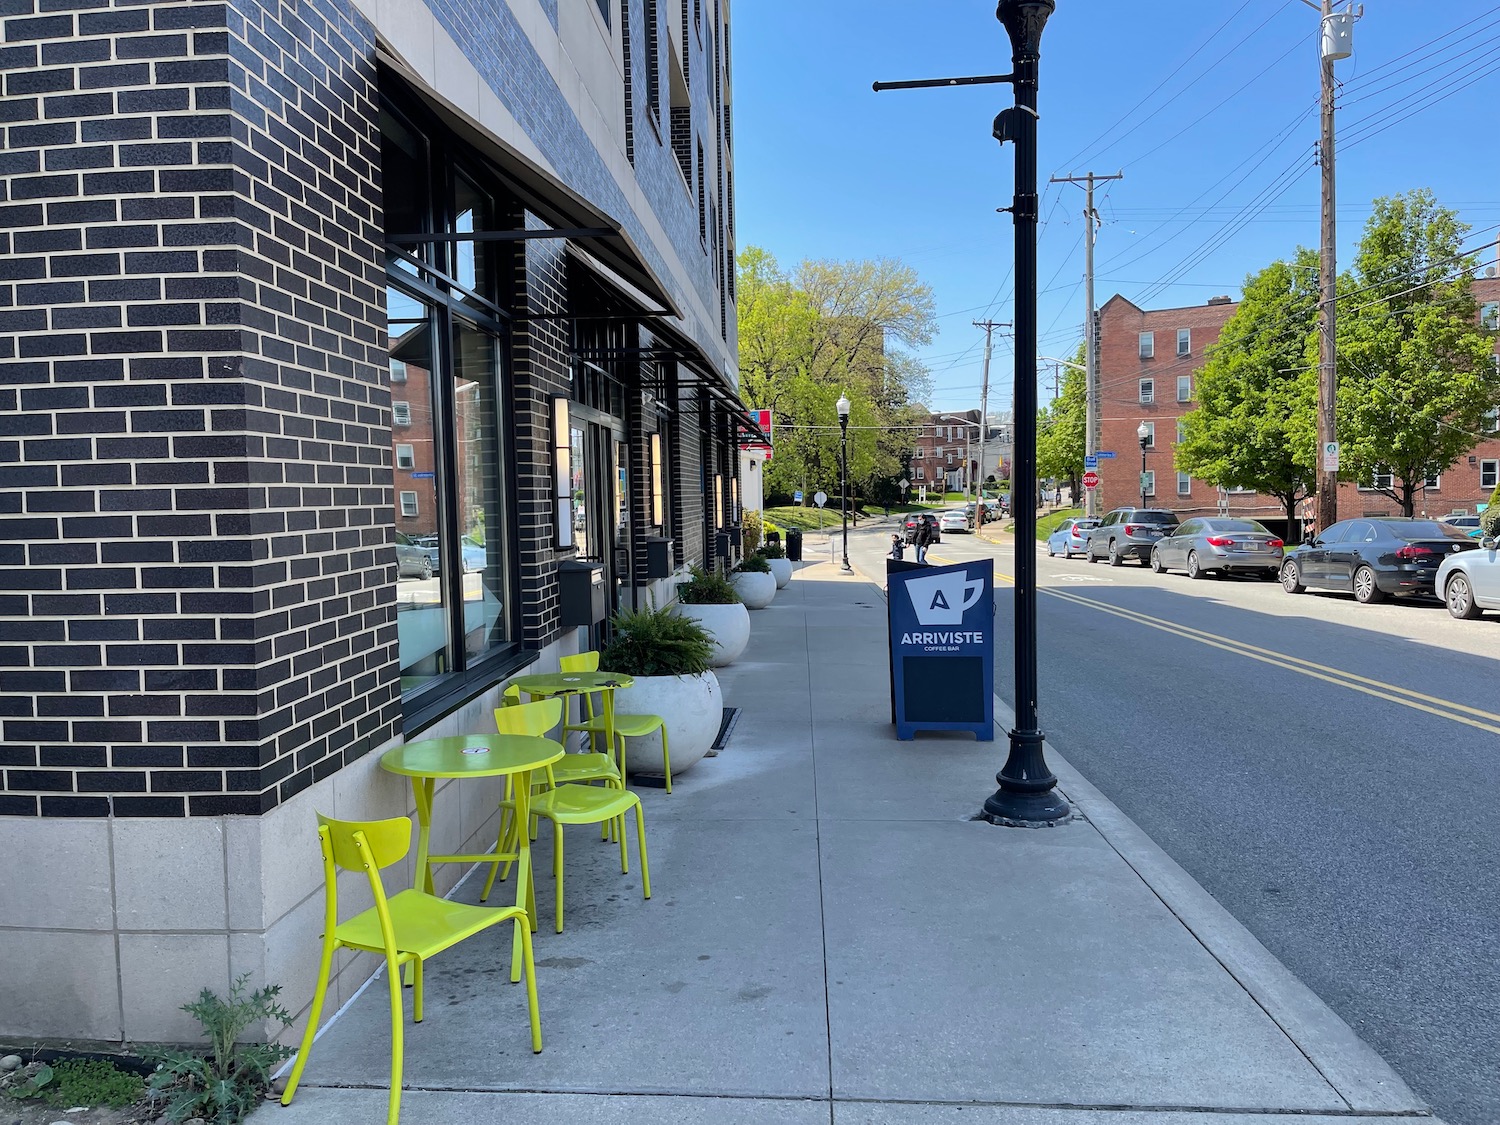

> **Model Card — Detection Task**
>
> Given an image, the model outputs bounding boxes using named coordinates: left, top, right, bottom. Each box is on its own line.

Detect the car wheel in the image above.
left=1107, top=539, right=1123, bottom=567
left=1150, top=548, right=1165, bottom=574
left=1352, top=564, right=1384, bottom=604
left=1280, top=560, right=1304, bottom=594
left=1047, top=541, right=1056, bottom=557
left=1086, top=542, right=1097, bottom=564
left=1186, top=550, right=1205, bottom=580
left=419, top=558, right=433, bottom=581
left=1445, top=573, right=1482, bottom=620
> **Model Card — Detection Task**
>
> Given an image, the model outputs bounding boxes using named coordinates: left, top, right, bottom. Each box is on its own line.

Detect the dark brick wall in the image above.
left=0, top=0, right=397, bottom=817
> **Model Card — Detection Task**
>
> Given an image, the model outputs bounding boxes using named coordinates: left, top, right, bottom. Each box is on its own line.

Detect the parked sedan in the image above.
left=1278, top=517, right=1477, bottom=603
left=1434, top=532, right=1500, bottom=619
left=1046, top=517, right=1100, bottom=558
left=938, top=509, right=971, bottom=535
left=1150, top=517, right=1283, bottom=580
left=395, top=532, right=433, bottom=580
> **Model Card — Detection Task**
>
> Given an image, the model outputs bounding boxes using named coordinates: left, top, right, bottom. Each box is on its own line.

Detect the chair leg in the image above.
left=517, top=916, right=543, bottom=1053
left=618, top=811, right=628, bottom=874
left=553, top=819, right=565, bottom=934
left=483, top=799, right=518, bottom=901
left=412, top=956, right=424, bottom=1022
left=279, top=935, right=337, bottom=1108
left=635, top=800, right=651, bottom=900
left=385, top=953, right=405, bottom=1125
left=660, top=723, right=672, bottom=794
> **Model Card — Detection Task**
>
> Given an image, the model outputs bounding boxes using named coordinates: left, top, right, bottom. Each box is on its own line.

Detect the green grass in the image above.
left=763, top=505, right=839, bottom=531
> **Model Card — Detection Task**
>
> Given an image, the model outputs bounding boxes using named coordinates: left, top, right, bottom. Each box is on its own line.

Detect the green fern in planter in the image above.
left=675, top=565, right=741, bottom=605
left=757, top=539, right=785, bottom=559
left=599, top=606, right=714, bottom=677
left=735, top=553, right=771, bottom=574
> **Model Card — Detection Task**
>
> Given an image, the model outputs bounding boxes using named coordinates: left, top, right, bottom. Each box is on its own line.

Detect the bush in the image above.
left=1481, top=486, right=1500, bottom=537
left=736, top=553, right=771, bottom=573
left=599, top=606, right=714, bottom=677
left=742, top=510, right=763, bottom=554
left=758, top=539, right=785, bottom=559
left=675, top=565, right=741, bottom=605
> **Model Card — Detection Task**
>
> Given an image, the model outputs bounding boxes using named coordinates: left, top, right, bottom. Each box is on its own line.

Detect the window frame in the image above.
left=1481, top=459, right=1498, bottom=490
left=1140, top=421, right=1156, bottom=449
left=1139, top=378, right=1154, bottom=405
left=1177, top=327, right=1191, bottom=357
left=1177, top=374, right=1192, bottom=402
left=1358, top=466, right=1395, bottom=491
left=1141, top=470, right=1156, bottom=497
left=1138, top=331, right=1154, bottom=359
left=1176, top=471, right=1191, bottom=496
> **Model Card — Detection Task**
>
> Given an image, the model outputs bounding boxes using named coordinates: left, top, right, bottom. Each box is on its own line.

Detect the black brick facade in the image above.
left=0, top=0, right=398, bottom=816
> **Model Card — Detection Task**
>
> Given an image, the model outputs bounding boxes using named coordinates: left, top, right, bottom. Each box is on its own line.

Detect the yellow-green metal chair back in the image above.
left=558, top=651, right=599, bottom=673
left=493, top=696, right=562, bottom=739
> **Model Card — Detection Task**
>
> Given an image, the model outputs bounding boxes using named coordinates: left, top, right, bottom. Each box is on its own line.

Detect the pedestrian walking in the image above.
left=914, top=516, right=932, bottom=564
left=889, top=534, right=904, bottom=560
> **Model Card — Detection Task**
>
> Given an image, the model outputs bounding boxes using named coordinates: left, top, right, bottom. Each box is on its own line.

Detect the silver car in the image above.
left=1046, top=517, right=1100, bottom=558
left=1150, top=516, right=1284, bottom=580
left=1435, top=532, right=1500, bottom=619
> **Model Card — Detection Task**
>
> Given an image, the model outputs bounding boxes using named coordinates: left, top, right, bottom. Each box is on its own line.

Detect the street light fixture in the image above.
left=837, top=392, right=853, bottom=573
left=980, top=0, right=1070, bottom=828
left=1137, top=420, right=1151, bottom=509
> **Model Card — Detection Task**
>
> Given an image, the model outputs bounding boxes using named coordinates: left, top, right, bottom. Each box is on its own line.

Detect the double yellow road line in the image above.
left=964, top=558, right=1500, bottom=738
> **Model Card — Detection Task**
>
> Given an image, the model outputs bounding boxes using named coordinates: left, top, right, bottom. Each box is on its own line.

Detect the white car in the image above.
left=938, top=509, right=970, bottom=534
left=1434, top=534, right=1500, bottom=619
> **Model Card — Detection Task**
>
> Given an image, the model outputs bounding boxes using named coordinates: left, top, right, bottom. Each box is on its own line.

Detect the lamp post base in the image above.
left=979, top=728, right=1072, bottom=827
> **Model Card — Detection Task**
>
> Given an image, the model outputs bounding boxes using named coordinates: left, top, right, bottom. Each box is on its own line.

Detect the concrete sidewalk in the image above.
left=270, top=556, right=1439, bottom=1124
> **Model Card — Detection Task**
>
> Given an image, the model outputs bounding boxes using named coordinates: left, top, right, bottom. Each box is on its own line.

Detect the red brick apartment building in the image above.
left=1095, top=278, right=1500, bottom=531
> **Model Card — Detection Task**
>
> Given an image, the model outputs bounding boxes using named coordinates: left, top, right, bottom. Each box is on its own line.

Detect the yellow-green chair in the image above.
left=561, top=651, right=673, bottom=794
left=483, top=698, right=651, bottom=932
left=281, top=814, right=541, bottom=1125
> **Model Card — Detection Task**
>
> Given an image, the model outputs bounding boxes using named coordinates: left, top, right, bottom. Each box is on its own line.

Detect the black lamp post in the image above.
left=837, top=392, right=853, bottom=573
left=1137, top=420, right=1150, bottom=508
left=981, top=0, right=1070, bottom=828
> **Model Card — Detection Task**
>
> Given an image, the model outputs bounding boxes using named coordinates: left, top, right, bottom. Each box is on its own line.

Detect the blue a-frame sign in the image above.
left=887, top=559, right=994, bottom=741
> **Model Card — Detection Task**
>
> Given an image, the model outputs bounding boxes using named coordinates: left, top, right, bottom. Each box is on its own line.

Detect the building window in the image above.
left=390, top=361, right=407, bottom=384
left=645, top=0, right=660, bottom=124
left=396, top=443, right=415, bottom=470
left=1177, top=375, right=1191, bottom=402
left=399, top=490, right=419, bottom=518
left=1484, top=407, right=1498, bottom=434
left=595, top=0, right=611, bottom=27
left=1141, top=422, right=1156, bottom=449
left=1481, top=302, right=1499, bottom=330
left=1139, top=379, right=1154, bottom=404
left=914, top=447, right=924, bottom=458
left=696, top=139, right=706, bottom=246
left=914, top=467, right=925, bottom=481
left=1176, top=420, right=1186, bottom=444
left=1177, top=328, right=1191, bottom=356
left=1177, top=472, right=1191, bottom=496
left=1139, top=331, right=1154, bottom=359
left=393, top=400, right=412, bottom=426
left=1424, top=472, right=1441, bottom=490
left=1482, top=460, right=1498, bottom=490
left=1358, top=466, right=1394, bottom=491
left=1142, top=470, right=1156, bottom=497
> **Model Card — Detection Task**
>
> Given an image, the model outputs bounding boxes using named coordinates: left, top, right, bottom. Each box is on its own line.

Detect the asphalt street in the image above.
left=838, top=513, right=1499, bottom=1125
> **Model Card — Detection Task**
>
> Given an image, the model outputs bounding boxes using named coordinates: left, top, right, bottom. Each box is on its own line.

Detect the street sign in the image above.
left=1323, top=441, right=1339, bottom=472
left=739, top=409, right=773, bottom=462
left=813, top=491, right=828, bottom=508
left=794, top=490, right=803, bottom=503
left=1082, top=471, right=1099, bottom=490
left=1084, top=455, right=1098, bottom=470
left=899, top=478, right=910, bottom=489
left=1096, top=451, right=1116, bottom=459
left=886, top=559, right=994, bottom=742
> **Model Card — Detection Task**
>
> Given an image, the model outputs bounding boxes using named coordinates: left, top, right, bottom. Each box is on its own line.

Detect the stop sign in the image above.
left=1082, top=470, right=1099, bottom=490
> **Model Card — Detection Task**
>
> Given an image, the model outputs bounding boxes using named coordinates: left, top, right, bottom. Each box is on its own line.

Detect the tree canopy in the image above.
left=736, top=247, right=936, bottom=503
left=1036, top=343, right=1086, bottom=499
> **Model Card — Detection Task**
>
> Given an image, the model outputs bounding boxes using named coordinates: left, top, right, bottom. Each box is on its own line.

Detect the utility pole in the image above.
left=1306, top=0, right=1356, bottom=533
left=973, top=319, right=1009, bottom=528
left=1051, top=170, right=1122, bottom=518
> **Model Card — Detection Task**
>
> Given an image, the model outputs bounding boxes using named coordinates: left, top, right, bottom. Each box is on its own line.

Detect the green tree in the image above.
left=1335, top=190, right=1500, bottom=515
left=1176, top=250, right=1319, bottom=532
left=736, top=247, right=936, bottom=504
left=1037, top=344, right=1086, bottom=503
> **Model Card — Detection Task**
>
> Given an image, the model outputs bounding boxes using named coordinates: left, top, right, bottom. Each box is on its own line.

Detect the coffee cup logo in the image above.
left=905, top=571, right=985, bottom=626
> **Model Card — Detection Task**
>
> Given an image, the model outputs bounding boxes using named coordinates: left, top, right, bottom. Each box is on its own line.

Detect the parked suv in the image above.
left=1085, top=507, right=1179, bottom=566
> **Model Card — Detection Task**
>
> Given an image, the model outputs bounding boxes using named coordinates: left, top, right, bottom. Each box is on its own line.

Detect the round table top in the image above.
left=380, top=734, right=563, bottom=779
left=509, top=670, right=635, bottom=696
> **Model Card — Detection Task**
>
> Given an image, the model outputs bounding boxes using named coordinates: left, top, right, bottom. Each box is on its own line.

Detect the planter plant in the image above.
left=673, top=566, right=749, bottom=666
left=731, top=553, right=776, bottom=609
left=756, top=540, right=793, bottom=589
left=599, top=606, right=722, bottom=777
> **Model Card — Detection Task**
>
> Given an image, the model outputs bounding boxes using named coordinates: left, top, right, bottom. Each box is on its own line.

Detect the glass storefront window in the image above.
left=452, top=319, right=509, bottom=661
left=571, top=425, right=591, bottom=560
left=387, top=287, right=447, bottom=689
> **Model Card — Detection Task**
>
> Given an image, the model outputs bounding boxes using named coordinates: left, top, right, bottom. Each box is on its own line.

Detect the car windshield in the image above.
left=1390, top=521, right=1472, bottom=541
left=1204, top=519, right=1269, bottom=533
left=1131, top=511, right=1178, bottom=525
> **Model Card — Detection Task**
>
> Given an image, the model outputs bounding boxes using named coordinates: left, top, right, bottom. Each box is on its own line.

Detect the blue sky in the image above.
left=732, top=1, right=1500, bottom=413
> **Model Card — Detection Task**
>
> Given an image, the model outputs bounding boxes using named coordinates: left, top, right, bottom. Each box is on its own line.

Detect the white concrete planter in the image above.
left=674, top=601, right=750, bottom=667
left=611, top=670, right=721, bottom=777
left=731, top=570, right=776, bottom=609
left=766, top=557, right=793, bottom=588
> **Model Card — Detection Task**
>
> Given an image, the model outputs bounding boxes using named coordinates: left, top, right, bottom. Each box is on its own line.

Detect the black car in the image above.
left=1278, top=517, right=1477, bottom=603
left=902, top=512, right=941, bottom=545
left=395, top=531, right=433, bottom=580
left=1085, top=507, right=1179, bottom=565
